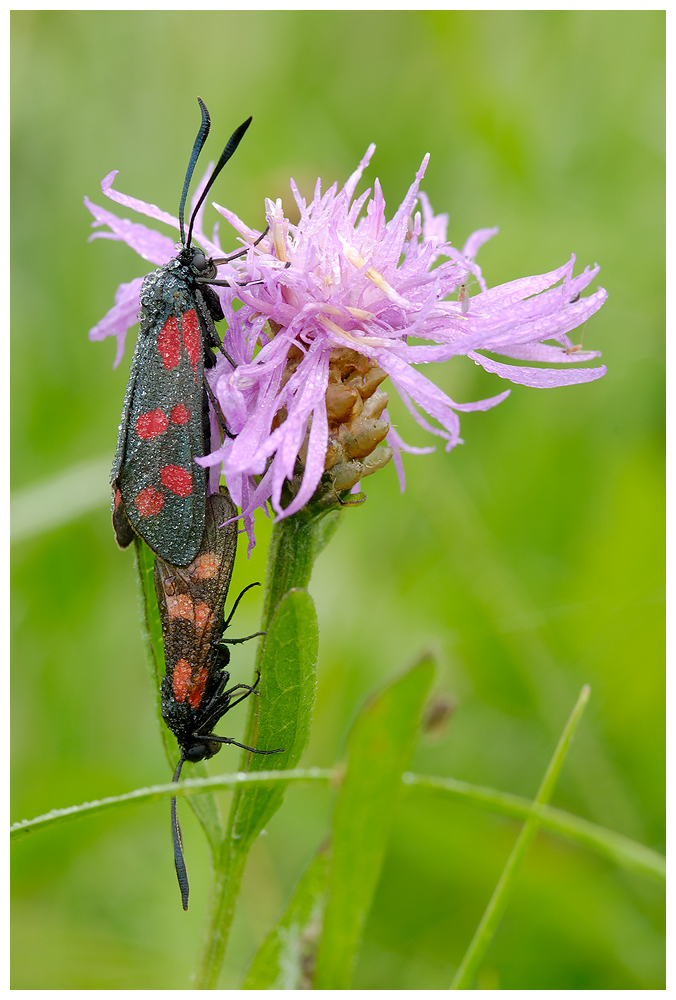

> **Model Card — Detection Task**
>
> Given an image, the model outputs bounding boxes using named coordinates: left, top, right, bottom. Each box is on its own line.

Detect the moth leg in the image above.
left=221, top=683, right=261, bottom=712
left=204, top=261, right=290, bottom=288
left=217, top=670, right=262, bottom=711
left=223, top=582, right=262, bottom=631
left=111, top=488, right=136, bottom=549
left=336, top=489, right=368, bottom=508
left=204, top=378, right=233, bottom=440
left=199, top=671, right=262, bottom=729
left=195, top=288, right=236, bottom=369
left=207, top=225, right=270, bottom=266
left=217, top=630, right=266, bottom=647
left=199, top=735, right=283, bottom=755
left=194, top=684, right=257, bottom=734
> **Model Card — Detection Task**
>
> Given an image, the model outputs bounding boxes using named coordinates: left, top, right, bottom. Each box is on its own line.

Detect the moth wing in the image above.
left=113, top=305, right=207, bottom=566
left=153, top=489, right=238, bottom=667
left=187, top=490, right=238, bottom=645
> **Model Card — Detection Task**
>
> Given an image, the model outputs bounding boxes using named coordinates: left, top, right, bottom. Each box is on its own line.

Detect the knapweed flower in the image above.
left=86, top=145, right=606, bottom=546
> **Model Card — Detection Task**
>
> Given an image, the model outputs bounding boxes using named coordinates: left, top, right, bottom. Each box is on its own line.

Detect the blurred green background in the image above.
left=11, top=10, right=664, bottom=989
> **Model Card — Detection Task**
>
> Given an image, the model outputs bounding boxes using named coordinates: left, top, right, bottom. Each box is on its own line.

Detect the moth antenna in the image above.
left=186, top=116, right=253, bottom=250
left=179, top=97, right=211, bottom=247
left=171, top=756, right=190, bottom=911
left=223, top=581, right=261, bottom=632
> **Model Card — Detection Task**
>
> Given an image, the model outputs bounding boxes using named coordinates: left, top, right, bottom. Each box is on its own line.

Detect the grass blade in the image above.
left=10, top=456, right=110, bottom=543
left=403, top=773, right=665, bottom=882
left=313, top=655, right=436, bottom=989
left=450, top=684, right=591, bottom=989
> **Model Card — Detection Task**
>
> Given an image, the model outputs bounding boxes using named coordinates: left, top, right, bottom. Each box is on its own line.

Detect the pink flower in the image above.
left=86, top=145, right=606, bottom=545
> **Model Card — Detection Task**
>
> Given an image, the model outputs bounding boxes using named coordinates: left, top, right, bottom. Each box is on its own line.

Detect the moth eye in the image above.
left=191, top=250, right=208, bottom=272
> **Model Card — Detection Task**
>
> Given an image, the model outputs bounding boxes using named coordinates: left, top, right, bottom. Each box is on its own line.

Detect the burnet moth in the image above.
left=112, top=99, right=265, bottom=566
left=153, top=488, right=282, bottom=910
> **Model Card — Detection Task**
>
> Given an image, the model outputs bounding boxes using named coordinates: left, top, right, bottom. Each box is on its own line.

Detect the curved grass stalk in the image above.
left=402, top=773, right=665, bottom=882
left=450, top=684, right=591, bottom=989
left=10, top=769, right=333, bottom=841
left=12, top=765, right=664, bottom=883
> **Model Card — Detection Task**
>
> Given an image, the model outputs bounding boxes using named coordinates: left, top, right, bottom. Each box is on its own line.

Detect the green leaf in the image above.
left=230, top=588, right=318, bottom=849
left=134, top=539, right=223, bottom=857
left=242, top=846, right=330, bottom=989
left=313, top=655, right=436, bottom=990
left=194, top=587, right=319, bottom=989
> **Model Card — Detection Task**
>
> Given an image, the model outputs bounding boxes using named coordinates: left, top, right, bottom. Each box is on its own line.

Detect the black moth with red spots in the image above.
left=111, top=99, right=263, bottom=566
left=154, top=489, right=281, bottom=910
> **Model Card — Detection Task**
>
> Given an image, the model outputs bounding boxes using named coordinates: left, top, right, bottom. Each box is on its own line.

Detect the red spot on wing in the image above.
left=161, top=465, right=193, bottom=497
left=167, top=594, right=194, bottom=620
left=172, top=658, right=192, bottom=702
left=114, top=488, right=124, bottom=511
left=188, top=667, right=208, bottom=708
left=194, top=601, right=213, bottom=632
left=135, top=486, right=164, bottom=517
left=171, top=404, right=190, bottom=425
left=172, top=659, right=208, bottom=708
left=189, top=552, right=220, bottom=580
left=181, top=310, right=201, bottom=367
left=157, top=316, right=181, bottom=369
left=136, top=408, right=169, bottom=439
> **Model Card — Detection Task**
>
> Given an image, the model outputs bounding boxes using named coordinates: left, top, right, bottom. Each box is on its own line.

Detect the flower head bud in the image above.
left=87, top=142, right=607, bottom=548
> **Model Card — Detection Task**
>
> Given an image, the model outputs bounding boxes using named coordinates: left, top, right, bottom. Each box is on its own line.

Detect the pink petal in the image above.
left=343, top=144, right=376, bottom=202
left=495, top=342, right=602, bottom=363
left=85, top=197, right=174, bottom=265
left=462, top=226, right=499, bottom=260
left=469, top=352, right=607, bottom=387
left=88, top=276, right=143, bottom=368
left=101, top=171, right=180, bottom=230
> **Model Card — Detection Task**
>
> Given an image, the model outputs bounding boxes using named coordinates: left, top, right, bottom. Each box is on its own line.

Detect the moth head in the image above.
left=183, top=738, right=223, bottom=763
left=189, top=247, right=217, bottom=280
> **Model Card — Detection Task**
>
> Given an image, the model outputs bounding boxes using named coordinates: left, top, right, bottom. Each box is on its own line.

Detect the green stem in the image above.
left=194, top=510, right=335, bottom=990
left=195, top=848, right=247, bottom=990
left=450, top=684, right=590, bottom=990
left=259, top=517, right=316, bottom=629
